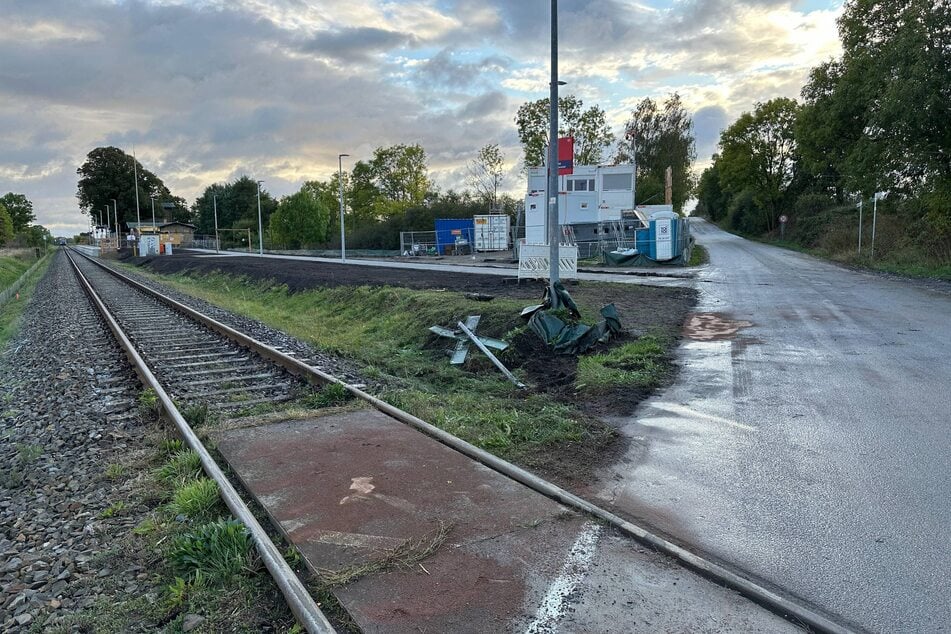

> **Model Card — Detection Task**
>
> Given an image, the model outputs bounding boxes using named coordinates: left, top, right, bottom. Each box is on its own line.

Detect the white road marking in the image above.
left=524, top=522, right=602, bottom=634
left=650, top=401, right=757, bottom=432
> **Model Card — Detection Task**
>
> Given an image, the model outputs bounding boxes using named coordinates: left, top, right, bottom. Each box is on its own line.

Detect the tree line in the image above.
left=75, top=91, right=699, bottom=250
left=0, top=192, right=50, bottom=248
left=695, top=0, right=949, bottom=266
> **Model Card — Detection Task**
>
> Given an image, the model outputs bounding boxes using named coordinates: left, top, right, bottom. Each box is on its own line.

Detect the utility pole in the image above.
left=256, top=180, right=264, bottom=256
left=338, top=153, right=350, bottom=262
left=132, top=146, right=141, bottom=255
left=857, top=199, right=863, bottom=255
left=871, top=192, right=880, bottom=260
left=112, top=199, right=119, bottom=249
left=664, top=166, right=673, bottom=205
left=547, top=0, right=560, bottom=308
left=213, top=193, right=220, bottom=253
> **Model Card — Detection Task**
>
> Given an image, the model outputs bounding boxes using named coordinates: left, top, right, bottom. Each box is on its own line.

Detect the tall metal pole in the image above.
left=871, top=193, right=878, bottom=260
left=857, top=199, right=863, bottom=255
left=213, top=193, right=220, bottom=253
left=112, top=199, right=119, bottom=249
left=547, top=0, right=560, bottom=306
left=338, top=153, right=350, bottom=263
left=256, top=180, right=264, bottom=256
left=132, top=147, right=141, bottom=253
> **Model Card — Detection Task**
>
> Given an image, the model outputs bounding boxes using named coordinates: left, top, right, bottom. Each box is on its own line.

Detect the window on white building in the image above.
left=602, top=173, right=633, bottom=191
left=567, top=178, right=596, bottom=191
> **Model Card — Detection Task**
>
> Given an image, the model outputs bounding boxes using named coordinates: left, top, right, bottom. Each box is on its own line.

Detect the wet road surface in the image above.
left=594, top=219, right=951, bottom=633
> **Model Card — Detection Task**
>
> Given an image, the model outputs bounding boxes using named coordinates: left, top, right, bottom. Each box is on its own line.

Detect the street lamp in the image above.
left=148, top=195, right=157, bottom=255
left=256, top=180, right=264, bottom=256
left=132, top=149, right=141, bottom=254
left=111, top=198, right=119, bottom=249
left=338, top=153, right=350, bottom=262
left=547, top=0, right=561, bottom=307
left=213, top=192, right=220, bottom=253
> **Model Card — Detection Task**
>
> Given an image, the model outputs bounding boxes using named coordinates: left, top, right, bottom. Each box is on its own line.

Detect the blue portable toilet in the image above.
left=648, top=210, right=682, bottom=261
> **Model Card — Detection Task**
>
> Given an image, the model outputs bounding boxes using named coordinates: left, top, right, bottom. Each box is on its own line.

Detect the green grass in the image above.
left=121, top=268, right=594, bottom=459
left=688, top=244, right=709, bottom=266
left=157, top=449, right=204, bottom=486
left=168, top=518, right=254, bottom=582
left=0, top=254, right=53, bottom=348
left=575, top=335, right=669, bottom=393
left=0, top=254, right=33, bottom=289
left=170, top=477, right=222, bottom=519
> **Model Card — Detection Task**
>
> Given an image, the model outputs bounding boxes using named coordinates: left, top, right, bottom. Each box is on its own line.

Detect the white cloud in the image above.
left=0, top=0, right=844, bottom=235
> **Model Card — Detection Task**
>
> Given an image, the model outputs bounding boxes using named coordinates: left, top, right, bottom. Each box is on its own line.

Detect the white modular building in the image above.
left=523, top=164, right=639, bottom=245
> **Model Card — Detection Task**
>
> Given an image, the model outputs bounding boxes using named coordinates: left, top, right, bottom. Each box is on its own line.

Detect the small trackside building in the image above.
left=523, top=163, right=639, bottom=245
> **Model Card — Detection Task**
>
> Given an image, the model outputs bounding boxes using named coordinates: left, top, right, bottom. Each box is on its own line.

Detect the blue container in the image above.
left=634, top=228, right=650, bottom=254
left=648, top=211, right=682, bottom=261
left=434, top=219, right=474, bottom=254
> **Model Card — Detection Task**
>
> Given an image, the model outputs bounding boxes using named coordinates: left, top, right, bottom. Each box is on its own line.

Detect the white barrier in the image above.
left=518, top=243, right=578, bottom=280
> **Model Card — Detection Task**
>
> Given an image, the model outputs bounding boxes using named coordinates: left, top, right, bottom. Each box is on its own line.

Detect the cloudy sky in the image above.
left=1, top=0, right=843, bottom=235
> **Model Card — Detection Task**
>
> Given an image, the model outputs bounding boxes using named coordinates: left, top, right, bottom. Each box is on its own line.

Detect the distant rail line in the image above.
left=63, top=247, right=854, bottom=634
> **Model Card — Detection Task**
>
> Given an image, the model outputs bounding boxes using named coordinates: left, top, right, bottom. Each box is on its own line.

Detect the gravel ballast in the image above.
left=0, top=251, right=144, bottom=630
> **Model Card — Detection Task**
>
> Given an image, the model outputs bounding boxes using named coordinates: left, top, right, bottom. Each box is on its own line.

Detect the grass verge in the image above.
left=0, top=254, right=53, bottom=348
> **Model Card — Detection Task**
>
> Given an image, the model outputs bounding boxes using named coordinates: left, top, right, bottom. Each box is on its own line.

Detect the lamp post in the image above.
left=871, top=192, right=882, bottom=260
left=547, top=0, right=561, bottom=307
left=213, top=192, right=220, bottom=253
left=132, top=148, right=141, bottom=254
left=148, top=195, right=157, bottom=255
left=338, top=153, right=350, bottom=262
left=256, top=180, right=264, bottom=256
left=111, top=199, right=119, bottom=249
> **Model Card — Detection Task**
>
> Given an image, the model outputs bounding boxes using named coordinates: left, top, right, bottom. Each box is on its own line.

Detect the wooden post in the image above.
left=665, top=166, right=673, bottom=206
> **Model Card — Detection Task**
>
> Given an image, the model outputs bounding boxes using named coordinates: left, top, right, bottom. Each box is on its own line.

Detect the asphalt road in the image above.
left=594, top=219, right=951, bottom=633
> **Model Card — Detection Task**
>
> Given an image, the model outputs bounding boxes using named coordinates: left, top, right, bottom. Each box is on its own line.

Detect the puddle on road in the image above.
left=683, top=313, right=752, bottom=341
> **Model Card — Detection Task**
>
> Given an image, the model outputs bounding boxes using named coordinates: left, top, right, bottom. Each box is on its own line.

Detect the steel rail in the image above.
left=70, top=249, right=859, bottom=634
left=63, top=250, right=335, bottom=634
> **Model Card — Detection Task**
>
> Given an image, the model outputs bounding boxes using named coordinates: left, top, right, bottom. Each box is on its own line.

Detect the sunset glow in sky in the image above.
left=0, top=0, right=844, bottom=235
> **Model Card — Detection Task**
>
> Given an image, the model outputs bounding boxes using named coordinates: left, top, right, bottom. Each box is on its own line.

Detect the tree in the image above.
left=466, top=144, right=505, bottom=210
left=18, top=224, right=51, bottom=249
left=515, top=95, right=614, bottom=167
left=717, top=98, right=799, bottom=232
left=694, top=160, right=729, bottom=222
left=614, top=93, right=697, bottom=212
left=269, top=189, right=330, bottom=249
left=348, top=144, right=432, bottom=223
left=0, top=204, right=13, bottom=245
left=192, top=177, right=278, bottom=241
left=76, top=147, right=189, bottom=227
left=0, top=193, right=35, bottom=232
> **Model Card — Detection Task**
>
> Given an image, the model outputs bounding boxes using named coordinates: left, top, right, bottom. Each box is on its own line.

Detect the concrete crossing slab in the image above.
left=216, top=409, right=799, bottom=633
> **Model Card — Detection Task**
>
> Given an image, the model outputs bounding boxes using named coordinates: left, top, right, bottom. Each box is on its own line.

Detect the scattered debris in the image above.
left=464, top=292, right=495, bottom=302
left=429, top=315, right=508, bottom=365
left=457, top=320, right=525, bottom=389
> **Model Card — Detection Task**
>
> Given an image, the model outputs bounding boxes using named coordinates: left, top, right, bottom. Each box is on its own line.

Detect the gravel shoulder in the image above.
left=0, top=252, right=297, bottom=632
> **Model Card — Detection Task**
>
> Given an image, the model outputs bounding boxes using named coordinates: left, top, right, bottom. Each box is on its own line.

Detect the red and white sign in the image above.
left=557, top=137, right=574, bottom=175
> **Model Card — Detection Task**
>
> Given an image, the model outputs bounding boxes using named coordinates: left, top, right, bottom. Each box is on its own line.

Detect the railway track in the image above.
left=62, top=248, right=854, bottom=634
left=68, top=253, right=314, bottom=415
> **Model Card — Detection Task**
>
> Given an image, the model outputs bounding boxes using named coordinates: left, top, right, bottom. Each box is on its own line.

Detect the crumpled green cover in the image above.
left=528, top=303, right=624, bottom=355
